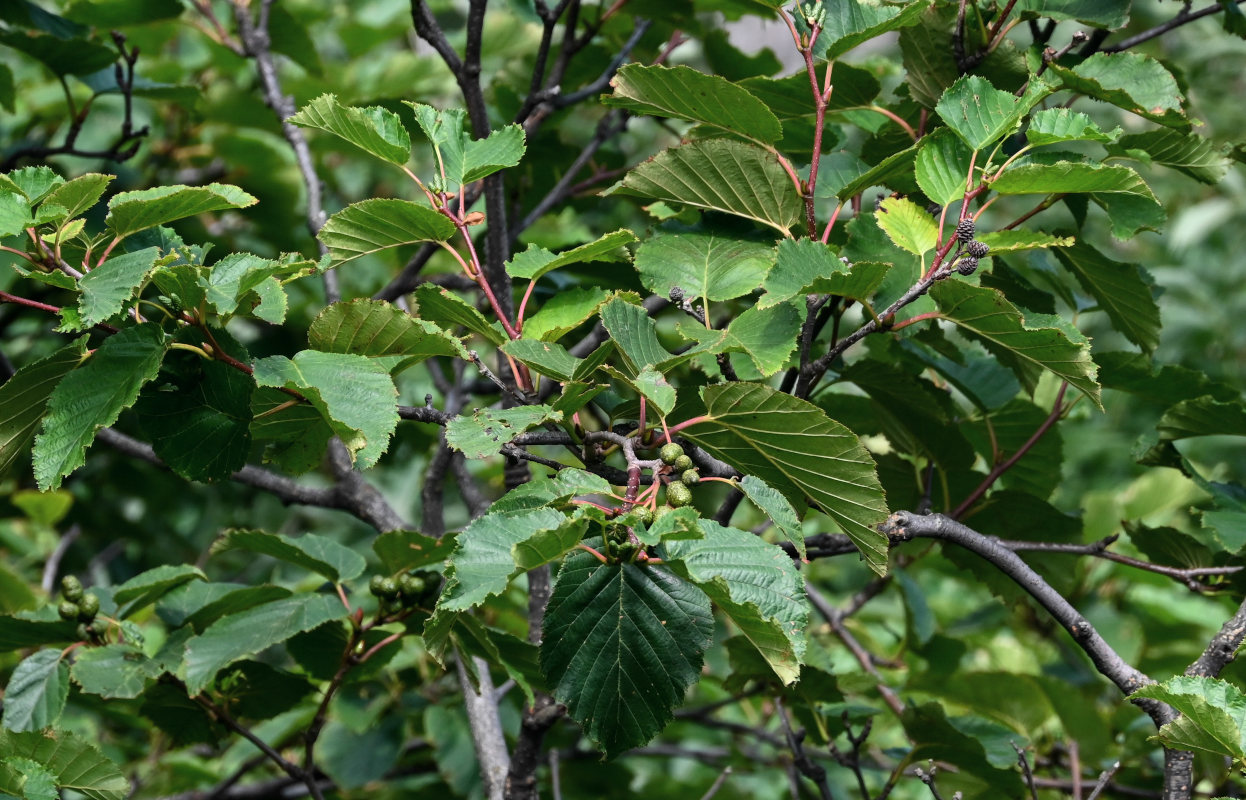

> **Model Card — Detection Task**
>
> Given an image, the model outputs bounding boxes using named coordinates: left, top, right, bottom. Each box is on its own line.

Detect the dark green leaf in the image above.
left=412, top=283, right=507, bottom=346
left=309, top=298, right=467, bottom=371
left=1112, top=129, right=1232, bottom=184
left=445, top=405, right=563, bottom=460
left=212, top=529, right=367, bottom=583
left=506, top=229, right=637, bottom=283
left=1133, top=676, right=1246, bottom=758
left=373, top=530, right=457, bottom=575
left=114, top=564, right=207, bottom=616
left=1049, top=52, right=1187, bottom=128
left=1, top=650, right=67, bottom=731
left=760, top=239, right=890, bottom=308
left=0, top=729, right=128, bottom=800
left=1051, top=241, right=1161, bottom=353
left=935, top=75, right=1049, bottom=151
left=991, top=161, right=1156, bottom=199
left=319, top=199, right=456, bottom=268
left=70, top=644, right=160, bottom=699
left=0, top=340, right=86, bottom=477
left=633, top=230, right=775, bottom=303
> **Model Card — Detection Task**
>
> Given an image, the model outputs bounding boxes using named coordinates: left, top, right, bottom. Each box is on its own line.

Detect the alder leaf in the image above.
left=759, top=239, right=890, bottom=309
left=0, top=729, right=128, bottom=800
left=70, top=644, right=162, bottom=699
left=633, top=230, right=775, bottom=304
left=615, top=139, right=802, bottom=233
left=991, top=162, right=1156, bottom=199
left=1132, top=676, right=1246, bottom=759
left=506, top=229, right=636, bottom=283
left=1025, top=108, right=1119, bottom=146
left=604, top=64, right=782, bottom=144
left=319, top=199, right=456, bottom=268
left=310, top=298, right=468, bottom=370
left=739, top=475, right=807, bottom=561
left=1048, top=52, right=1187, bottom=128
left=212, top=530, right=367, bottom=583
left=935, top=75, right=1049, bottom=151
left=676, top=304, right=801, bottom=377
left=288, top=94, right=412, bottom=165
left=445, top=405, right=563, bottom=460
left=876, top=196, right=938, bottom=255
left=681, top=383, right=890, bottom=575
left=1051, top=241, right=1161, bottom=353
left=0, top=650, right=68, bottom=731
left=540, top=551, right=714, bottom=758
left=0, top=339, right=86, bottom=477
left=113, top=564, right=207, bottom=616
left=33, top=323, right=168, bottom=490
left=105, top=184, right=257, bottom=239
left=915, top=128, right=974, bottom=206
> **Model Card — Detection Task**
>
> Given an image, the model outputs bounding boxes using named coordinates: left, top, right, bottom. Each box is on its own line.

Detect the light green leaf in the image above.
left=5, top=757, right=56, bottom=800
left=506, top=229, right=637, bottom=283
left=42, top=173, right=113, bottom=220
left=0, top=166, right=63, bottom=203
left=183, top=594, right=346, bottom=694
left=1092, top=192, right=1167, bottom=239
left=1051, top=241, right=1160, bottom=353
left=813, top=151, right=871, bottom=199
left=634, top=367, right=677, bottom=416
left=681, top=383, right=890, bottom=575
left=540, top=551, right=713, bottom=758
left=319, top=199, right=456, bottom=267
left=930, top=281, right=1101, bottom=406
left=521, top=287, right=610, bottom=342
left=412, top=283, right=507, bottom=346
left=501, top=339, right=579, bottom=383
left=915, top=128, right=974, bottom=206
left=876, top=196, right=938, bottom=255
left=463, top=124, right=526, bottom=183
left=0, top=191, right=33, bottom=238
left=603, top=64, right=782, bottom=144
left=936, top=75, right=1049, bottom=151
left=70, top=644, right=161, bottom=699
left=1132, top=676, right=1246, bottom=759
left=1049, top=52, right=1187, bottom=127
left=1112, top=129, right=1232, bottom=184
left=664, top=521, right=806, bottom=684
left=114, top=564, right=207, bottom=616
left=76, top=247, right=161, bottom=329
left=677, top=304, right=801, bottom=377
left=815, top=0, right=932, bottom=59
left=438, top=508, right=584, bottom=612
left=310, top=298, right=467, bottom=370
left=1, top=650, right=67, bottom=731
left=760, top=239, right=890, bottom=308
left=1025, top=108, right=1119, bottom=147
left=33, top=324, right=168, bottom=490
left=105, top=184, right=257, bottom=239
left=288, top=93, right=411, bottom=165
left=445, top=405, right=562, bottom=460
left=0, top=340, right=86, bottom=477
left=976, top=230, right=1074, bottom=254
left=835, top=142, right=919, bottom=200
left=0, top=729, right=128, bottom=800
left=373, top=530, right=457, bottom=575
left=199, top=252, right=313, bottom=318
left=212, top=530, right=367, bottom=583
left=600, top=296, right=672, bottom=372
left=616, top=139, right=802, bottom=233
left=991, top=161, right=1156, bottom=199
left=252, top=350, right=398, bottom=469
left=739, top=475, right=806, bottom=561
left=633, top=231, right=775, bottom=304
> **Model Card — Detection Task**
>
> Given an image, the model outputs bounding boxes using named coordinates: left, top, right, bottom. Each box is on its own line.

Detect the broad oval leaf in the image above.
left=445, top=405, right=563, bottom=460
left=1049, top=52, right=1187, bottom=128
left=681, top=383, right=890, bottom=575
left=634, top=230, right=775, bottom=303
left=760, top=239, right=890, bottom=309
left=739, top=475, right=806, bottom=560
left=506, top=229, right=637, bottom=283
left=616, top=139, right=802, bottom=233
left=76, top=247, right=162, bottom=329
left=182, top=593, right=346, bottom=694
left=0, top=340, right=86, bottom=477
left=915, top=128, right=973, bottom=206
left=0, top=650, right=67, bottom=731
left=212, top=529, right=367, bottom=583
left=816, top=0, right=932, bottom=59
left=935, top=75, right=1049, bottom=151
left=540, top=551, right=714, bottom=758
left=32, top=323, right=168, bottom=490
left=604, top=64, right=782, bottom=144
left=70, top=644, right=161, bottom=699
left=991, top=161, right=1156, bottom=199
left=319, top=199, right=456, bottom=267
left=105, top=184, right=257, bottom=239
left=876, top=196, right=938, bottom=255
left=0, top=729, right=129, bottom=800
left=309, top=298, right=468, bottom=370
left=289, top=93, right=412, bottom=165
left=1132, top=676, right=1246, bottom=759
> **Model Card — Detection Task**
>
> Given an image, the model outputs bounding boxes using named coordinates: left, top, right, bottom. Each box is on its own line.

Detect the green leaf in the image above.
left=199, top=252, right=313, bottom=318
left=405, top=102, right=526, bottom=191
left=1049, top=52, right=1187, bottom=128
left=114, top=564, right=207, bottom=616
left=682, top=383, right=890, bottom=575
left=0, top=618, right=78, bottom=652
left=412, top=283, right=507, bottom=346
left=445, top=405, right=563, bottom=460
left=1025, top=108, right=1119, bottom=147
left=599, top=297, right=671, bottom=372
left=212, top=530, right=366, bottom=583
left=616, top=139, right=802, bottom=233
left=5, top=756, right=56, bottom=800
left=319, top=199, right=456, bottom=268
left=42, top=173, right=113, bottom=220
left=603, top=64, right=782, bottom=144
left=633, top=231, right=775, bottom=304
left=0, top=191, right=33, bottom=238
left=75, top=247, right=162, bottom=329
left=760, top=239, right=890, bottom=308
left=1, top=650, right=67, bottom=731
left=1091, top=192, right=1167, bottom=239
left=633, top=367, right=678, bottom=416
left=373, top=530, right=457, bottom=575
left=70, top=644, right=161, bottom=699
left=991, top=161, right=1156, bottom=199
left=815, top=0, right=932, bottom=59
left=506, top=229, right=637, bottom=283
left=935, top=75, right=1049, bottom=151
left=677, top=304, right=801, bottom=377
left=33, top=323, right=168, bottom=490
left=157, top=582, right=292, bottom=632
left=664, top=521, right=807, bottom=684
left=1155, top=397, right=1246, bottom=445
left=0, top=729, right=128, bottom=800
left=288, top=94, right=412, bottom=165
left=976, top=230, right=1074, bottom=254
left=252, top=350, right=398, bottom=469
left=963, top=399, right=1064, bottom=500
left=105, top=184, right=257, bottom=239
left=136, top=333, right=254, bottom=483
left=1051, top=241, right=1160, bottom=353
left=1014, top=0, right=1129, bottom=28
left=813, top=151, right=870, bottom=199
left=463, top=124, right=526, bottom=183
left=501, top=339, right=580, bottom=383
left=835, top=142, right=919, bottom=201
left=182, top=594, right=346, bottom=694
left=0, top=340, right=86, bottom=477
left=930, top=281, right=1101, bottom=407
left=540, top=551, right=713, bottom=758
left=740, top=63, right=881, bottom=119
left=309, top=298, right=467, bottom=370
left=521, top=287, right=610, bottom=342
left=876, top=196, right=938, bottom=255
left=1132, top=676, right=1246, bottom=759
left=915, top=128, right=974, bottom=206
left=1112, top=129, right=1233, bottom=184
left=438, top=508, right=584, bottom=612
left=0, top=31, right=117, bottom=76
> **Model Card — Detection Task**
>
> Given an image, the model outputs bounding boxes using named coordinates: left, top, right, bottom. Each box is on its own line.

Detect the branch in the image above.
left=458, top=652, right=511, bottom=800
left=1187, top=595, right=1246, bottom=677
left=881, top=512, right=1173, bottom=727
left=1101, top=1, right=1246, bottom=53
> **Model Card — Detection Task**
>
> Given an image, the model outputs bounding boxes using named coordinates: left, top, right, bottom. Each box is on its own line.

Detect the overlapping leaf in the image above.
left=212, top=530, right=367, bottom=583
left=0, top=340, right=85, bottom=476
left=309, top=298, right=467, bottom=370
left=75, top=247, right=162, bottom=329
left=915, top=128, right=974, bottom=205
left=634, top=231, right=775, bottom=303
left=506, top=229, right=636, bottom=284
left=681, top=383, right=890, bottom=574
left=991, top=161, right=1156, bottom=199
left=604, top=64, right=781, bottom=144
left=0, top=729, right=128, bottom=800
left=105, top=184, right=257, bottom=239
left=759, top=238, right=890, bottom=308
left=319, top=199, right=456, bottom=267
left=445, top=404, right=563, bottom=460
left=71, top=644, right=162, bottom=699
left=114, top=564, right=207, bottom=616
left=935, top=75, right=1049, bottom=151
left=677, top=304, right=801, bottom=377
left=1049, top=52, right=1187, bottom=127
left=289, top=94, right=412, bottom=165
left=1133, top=677, right=1246, bottom=759
left=0, top=650, right=67, bottom=731
left=815, top=0, right=932, bottom=59
left=1051, top=241, right=1160, bottom=353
